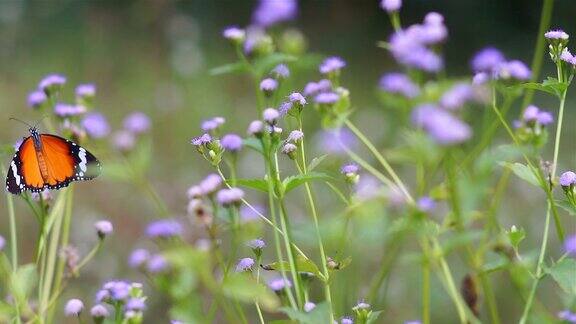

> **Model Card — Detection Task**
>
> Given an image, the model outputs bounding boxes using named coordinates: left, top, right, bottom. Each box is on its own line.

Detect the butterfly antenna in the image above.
left=9, top=117, right=34, bottom=128
left=33, top=115, right=50, bottom=129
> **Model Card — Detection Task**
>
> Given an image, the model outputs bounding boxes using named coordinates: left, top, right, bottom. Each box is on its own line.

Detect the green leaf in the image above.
left=253, top=53, right=297, bottom=75
left=506, top=226, right=526, bottom=249
left=308, top=154, right=328, bottom=171
left=516, top=77, right=568, bottom=98
left=280, top=302, right=330, bottom=324
left=209, top=62, right=248, bottom=76
left=282, top=172, right=332, bottom=194
left=265, top=255, right=323, bottom=278
left=499, top=162, right=541, bottom=187
left=222, top=273, right=280, bottom=311
left=11, top=264, right=37, bottom=302
left=242, top=138, right=264, bottom=155
left=556, top=199, right=576, bottom=216
left=367, top=310, right=384, bottom=324
left=234, top=178, right=269, bottom=193
left=546, top=258, right=576, bottom=295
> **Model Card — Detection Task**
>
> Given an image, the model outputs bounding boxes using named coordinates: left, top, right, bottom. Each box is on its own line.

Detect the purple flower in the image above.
left=319, top=56, right=346, bottom=74
left=191, top=133, right=212, bottom=146
left=252, top=0, right=297, bottom=27
left=314, top=92, right=340, bottom=104
left=558, top=310, right=576, bottom=323
left=90, top=304, right=109, bottom=318
left=248, top=120, right=265, bottom=136
left=260, top=78, right=278, bottom=92
left=389, top=26, right=444, bottom=72
left=354, top=175, right=382, bottom=201
left=279, top=101, right=293, bottom=116
left=222, top=26, right=245, bottom=42
left=54, top=103, right=86, bottom=117
left=128, top=249, right=150, bottom=268
left=560, top=49, right=576, bottom=66
left=272, top=64, right=290, bottom=79
left=470, top=47, right=505, bottom=73
left=199, top=173, right=222, bottom=194
left=76, top=83, right=96, bottom=98
left=235, top=257, right=255, bottom=272
left=145, top=219, right=183, bottom=239
left=473, top=72, right=489, bottom=85
left=112, top=130, right=136, bottom=151
left=379, top=73, right=419, bottom=98
left=247, top=238, right=266, bottom=250
left=201, top=117, right=225, bottom=132
left=544, top=29, right=569, bottom=41
left=287, top=130, right=304, bottom=143
left=281, top=143, right=297, bottom=156
left=64, top=299, right=84, bottom=317
left=381, top=0, right=401, bottom=12
left=303, top=79, right=332, bottom=96
left=440, top=83, right=473, bottom=110
left=559, top=171, right=576, bottom=187
left=412, top=104, right=471, bottom=145
left=316, top=128, right=358, bottom=154
left=341, top=317, right=354, bottom=324
left=27, top=90, right=47, bottom=109
left=94, top=220, right=113, bottom=238
left=241, top=204, right=265, bottom=222
left=0, top=235, right=5, bottom=251
left=537, top=111, right=554, bottom=125
left=564, top=234, right=576, bottom=256
left=103, top=281, right=131, bottom=301
left=497, top=60, right=531, bottom=81
left=523, top=105, right=540, bottom=122
left=340, top=163, right=359, bottom=175
left=82, top=112, right=110, bottom=139
left=221, top=133, right=243, bottom=152
left=126, top=298, right=146, bottom=311
left=39, top=74, right=66, bottom=94
left=147, top=254, right=169, bottom=273
left=417, top=196, right=436, bottom=212
left=404, top=321, right=423, bottom=324
left=268, top=277, right=292, bottom=291
left=263, top=108, right=280, bottom=124
left=289, top=92, right=307, bottom=106
left=243, top=26, right=268, bottom=55
left=216, top=188, right=245, bottom=206
left=123, top=112, right=151, bottom=134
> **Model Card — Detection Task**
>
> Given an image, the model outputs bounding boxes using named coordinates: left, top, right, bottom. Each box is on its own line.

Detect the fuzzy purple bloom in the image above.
left=417, top=196, right=436, bottom=212
left=404, top=321, right=423, bottom=324
left=191, top=133, right=212, bottom=146
left=389, top=30, right=443, bottom=71
left=559, top=171, right=576, bottom=187
left=76, top=83, right=96, bottom=98
left=341, top=317, right=354, bottom=324
left=341, top=163, right=359, bottom=175
left=126, top=298, right=146, bottom=312
left=90, top=304, right=109, bottom=318
left=268, top=277, right=292, bottom=291
left=252, top=0, right=297, bottom=27
left=320, top=56, right=346, bottom=74
left=471, top=47, right=505, bottom=73
left=289, top=92, right=307, bottom=106
left=263, top=108, right=280, bottom=123
left=260, top=78, right=278, bottom=92
left=235, top=257, right=255, bottom=272
left=64, top=299, right=84, bottom=317
left=440, top=83, right=473, bottom=110
left=123, top=112, right=151, bottom=134
left=412, top=104, right=471, bottom=145
left=247, top=238, right=266, bottom=249
left=544, top=29, right=569, bottom=41
left=314, top=92, right=340, bottom=104
left=497, top=60, right=531, bottom=80
left=279, top=101, right=293, bottom=116
left=54, top=103, right=86, bottom=117
left=201, top=117, right=225, bottom=132
left=112, top=130, right=136, bottom=151
left=147, top=254, right=169, bottom=273
left=281, top=143, right=297, bottom=155
left=379, top=73, right=419, bottom=98
left=221, top=133, right=243, bottom=152
left=248, top=120, right=265, bottom=136
left=216, top=188, right=245, bottom=206
left=381, top=0, right=401, bottom=12
left=523, top=105, right=540, bottom=121
left=199, top=173, right=222, bottom=194
left=560, top=49, right=576, bottom=65
left=287, top=130, right=304, bottom=143
left=82, top=112, right=110, bottom=138
left=39, top=74, right=66, bottom=93
left=0, top=235, right=5, bottom=251
left=316, top=128, right=358, bottom=154
left=272, top=64, right=290, bottom=79
left=558, top=310, right=576, bottom=323
left=564, top=235, right=576, bottom=256
left=27, top=90, right=47, bottom=108
left=222, top=26, right=245, bottom=42
left=303, top=79, right=332, bottom=96
left=240, top=204, right=265, bottom=222
left=128, top=249, right=150, bottom=268
left=103, top=281, right=131, bottom=301
left=472, top=72, right=489, bottom=85
left=537, top=111, right=554, bottom=125
left=145, top=219, right=183, bottom=239
left=94, top=220, right=113, bottom=237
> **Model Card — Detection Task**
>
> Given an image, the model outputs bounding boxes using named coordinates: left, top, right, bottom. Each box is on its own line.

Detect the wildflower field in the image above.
left=0, top=1, right=575, bottom=323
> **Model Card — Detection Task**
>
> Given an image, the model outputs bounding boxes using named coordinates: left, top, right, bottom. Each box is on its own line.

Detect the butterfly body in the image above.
left=6, top=128, right=101, bottom=194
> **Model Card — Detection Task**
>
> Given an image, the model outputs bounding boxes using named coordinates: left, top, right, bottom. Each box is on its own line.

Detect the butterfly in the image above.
left=5, top=126, right=101, bottom=194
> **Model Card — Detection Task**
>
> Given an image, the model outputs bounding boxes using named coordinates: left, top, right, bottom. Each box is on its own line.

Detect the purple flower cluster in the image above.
left=201, top=116, right=225, bottom=132
left=222, top=26, right=245, bottom=43
left=124, top=112, right=151, bottom=134
left=145, top=219, right=183, bottom=239
left=515, top=105, right=554, bottom=130
left=272, top=64, right=290, bottom=79
left=388, top=13, right=447, bottom=72
left=268, top=277, right=292, bottom=291
left=560, top=48, right=576, bottom=66
left=470, top=47, right=531, bottom=82
left=216, top=187, right=245, bottom=206
left=64, top=299, right=84, bottom=317
left=320, top=56, right=346, bottom=74
left=252, top=0, right=297, bottom=27
left=235, top=257, right=255, bottom=272
left=381, top=0, right=402, bottom=13
left=560, top=171, right=576, bottom=187
left=440, top=83, right=473, bottom=110
left=27, top=90, right=47, bottom=109
left=564, top=234, right=576, bottom=256
left=76, top=83, right=96, bottom=98
left=54, top=103, right=86, bottom=117
left=379, top=73, right=419, bottom=98
left=39, top=74, right=66, bottom=94
left=412, top=104, right=471, bottom=145
left=82, top=112, right=110, bottom=139
left=221, top=133, right=243, bottom=152
left=558, top=309, right=576, bottom=323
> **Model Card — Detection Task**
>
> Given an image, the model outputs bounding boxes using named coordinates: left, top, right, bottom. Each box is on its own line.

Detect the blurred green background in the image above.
left=0, top=0, right=574, bottom=322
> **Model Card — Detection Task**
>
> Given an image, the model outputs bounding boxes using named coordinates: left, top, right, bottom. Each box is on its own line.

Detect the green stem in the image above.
left=345, top=119, right=414, bottom=203
left=6, top=185, right=18, bottom=270
left=422, top=239, right=431, bottom=324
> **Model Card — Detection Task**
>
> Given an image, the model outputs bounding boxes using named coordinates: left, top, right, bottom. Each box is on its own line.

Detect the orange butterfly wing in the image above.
left=18, top=137, right=44, bottom=190
left=40, top=135, right=76, bottom=186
